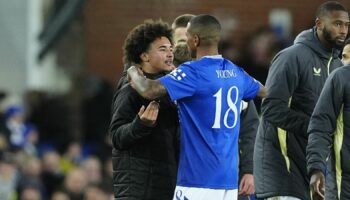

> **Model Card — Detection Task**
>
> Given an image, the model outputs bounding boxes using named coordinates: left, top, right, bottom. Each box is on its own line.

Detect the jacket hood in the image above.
left=294, top=27, right=340, bottom=59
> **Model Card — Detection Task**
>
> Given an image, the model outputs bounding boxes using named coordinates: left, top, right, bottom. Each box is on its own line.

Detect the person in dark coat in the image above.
left=307, top=38, right=350, bottom=200
left=254, top=1, right=349, bottom=200
left=109, top=20, right=178, bottom=200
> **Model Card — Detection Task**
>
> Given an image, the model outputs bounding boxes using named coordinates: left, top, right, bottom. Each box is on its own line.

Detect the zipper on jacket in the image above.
left=327, top=49, right=334, bottom=76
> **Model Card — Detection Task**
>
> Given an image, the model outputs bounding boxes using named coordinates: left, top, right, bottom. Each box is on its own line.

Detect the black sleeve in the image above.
left=239, top=100, right=259, bottom=175
left=109, top=86, right=154, bottom=150
left=306, top=70, right=343, bottom=176
left=262, top=50, right=310, bottom=137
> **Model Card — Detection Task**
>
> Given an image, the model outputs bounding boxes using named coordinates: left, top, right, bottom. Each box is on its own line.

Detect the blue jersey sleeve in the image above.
left=242, top=70, right=260, bottom=100
left=159, top=64, right=198, bottom=101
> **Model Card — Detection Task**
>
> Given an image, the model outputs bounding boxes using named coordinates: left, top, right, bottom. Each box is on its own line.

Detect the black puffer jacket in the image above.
left=307, top=66, right=350, bottom=200
left=109, top=72, right=179, bottom=200
left=254, top=27, right=343, bottom=200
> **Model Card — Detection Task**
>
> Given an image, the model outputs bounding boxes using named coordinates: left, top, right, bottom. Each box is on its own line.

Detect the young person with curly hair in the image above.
left=109, top=20, right=178, bottom=200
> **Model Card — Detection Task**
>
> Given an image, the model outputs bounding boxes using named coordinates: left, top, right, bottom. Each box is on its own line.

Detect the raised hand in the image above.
left=138, top=101, right=159, bottom=126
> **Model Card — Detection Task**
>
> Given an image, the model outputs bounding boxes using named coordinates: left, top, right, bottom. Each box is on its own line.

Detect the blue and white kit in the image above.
left=159, top=55, right=260, bottom=199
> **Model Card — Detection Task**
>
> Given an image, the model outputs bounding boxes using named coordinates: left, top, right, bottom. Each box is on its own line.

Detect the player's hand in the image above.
left=238, top=174, right=255, bottom=196
left=310, top=171, right=325, bottom=200
left=168, top=64, right=176, bottom=71
left=138, top=101, right=159, bottom=126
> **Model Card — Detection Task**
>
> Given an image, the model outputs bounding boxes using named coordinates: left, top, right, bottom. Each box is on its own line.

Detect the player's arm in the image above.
left=262, top=51, right=310, bottom=136
left=127, top=66, right=168, bottom=100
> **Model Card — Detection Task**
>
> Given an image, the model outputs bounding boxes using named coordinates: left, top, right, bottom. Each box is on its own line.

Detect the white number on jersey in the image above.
left=212, top=86, right=239, bottom=129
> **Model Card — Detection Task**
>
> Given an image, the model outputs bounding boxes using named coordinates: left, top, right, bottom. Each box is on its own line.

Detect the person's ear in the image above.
left=194, top=34, right=200, bottom=47
left=140, top=52, right=149, bottom=62
left=315, top=17, right=323, bottom=30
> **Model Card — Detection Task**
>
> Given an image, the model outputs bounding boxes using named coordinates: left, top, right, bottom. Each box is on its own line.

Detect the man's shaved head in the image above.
left=316, top=1, right=347, bottom=19
left=187, top=14, right=221, bottom=47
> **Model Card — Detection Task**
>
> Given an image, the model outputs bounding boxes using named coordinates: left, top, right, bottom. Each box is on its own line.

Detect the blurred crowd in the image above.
left=0, top=92, right=113, bottom=200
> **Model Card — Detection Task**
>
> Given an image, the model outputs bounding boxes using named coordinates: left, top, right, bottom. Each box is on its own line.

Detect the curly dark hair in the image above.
left=123, top=20, right=173, bottom=65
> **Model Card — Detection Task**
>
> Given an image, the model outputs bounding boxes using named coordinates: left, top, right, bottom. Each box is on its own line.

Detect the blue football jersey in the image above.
left=159, top=55, right=260, bottom=189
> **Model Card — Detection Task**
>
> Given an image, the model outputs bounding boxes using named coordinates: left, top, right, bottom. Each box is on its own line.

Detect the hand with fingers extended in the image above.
left=239, top=174, right=255, bottom=196
left=310, top=171, right=325, bottom=200
left=138, top=101, right=160, bottom=126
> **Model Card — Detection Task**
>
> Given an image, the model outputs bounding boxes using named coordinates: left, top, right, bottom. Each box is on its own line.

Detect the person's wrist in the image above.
left=310, top=169, right=324, bottom=177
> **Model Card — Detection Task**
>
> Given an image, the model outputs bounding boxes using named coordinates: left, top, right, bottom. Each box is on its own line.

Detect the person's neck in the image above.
left=141, top=63, right=158, bottom=74
left=196, top=47, right=219, bottom=60
left=316, top=29, right=332, bottom=49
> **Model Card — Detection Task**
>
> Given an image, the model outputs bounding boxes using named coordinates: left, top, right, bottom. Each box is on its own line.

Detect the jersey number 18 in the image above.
left=212, top=86, right=239, bottom=129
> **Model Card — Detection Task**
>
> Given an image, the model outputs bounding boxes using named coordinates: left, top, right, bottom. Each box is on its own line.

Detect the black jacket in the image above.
left=238, top=100, right=259, bottom=200
left=239, top=101, right=259, bottom=176
left=307, top=66, right=350, bottom=200
left=254, top=27, right=343, bottom=200
left=109, top=72, right=179, bottom=200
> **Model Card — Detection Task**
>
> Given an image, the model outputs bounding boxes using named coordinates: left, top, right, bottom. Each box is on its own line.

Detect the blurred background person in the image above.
left=17, top=156, right=45, bottom=199
left=0, top=152, right=18, bottom=200
left=41, top=151, right=65, bottom=199
left=20, top=185, right=42, bottom=200
left=81, top=156, right=102, bottom=186
left=62, top=168, right=87, bottom=200
left=51, top=190, right=70, bottom=200
left=0, top=106, right=26, bottom=149
left=171, top=14, right=195, bottom=67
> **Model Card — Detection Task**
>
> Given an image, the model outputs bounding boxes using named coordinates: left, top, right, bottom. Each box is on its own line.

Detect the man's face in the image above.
left=145, top=36, right=174, bottom=73
left=320, top=10, right=349, bottom=49
left=342, top=43, right=350, bottom=65
left=173, top=27, right=187, bottom=45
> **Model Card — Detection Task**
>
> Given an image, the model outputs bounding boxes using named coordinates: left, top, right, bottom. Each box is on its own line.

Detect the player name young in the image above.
left=216, top=69, right=237, bottom=78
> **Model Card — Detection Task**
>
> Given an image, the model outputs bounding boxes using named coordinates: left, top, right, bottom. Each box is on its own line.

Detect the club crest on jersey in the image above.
left=313, top=67, right=321, bottom=76
left=170, top=68, right=187, bottom=80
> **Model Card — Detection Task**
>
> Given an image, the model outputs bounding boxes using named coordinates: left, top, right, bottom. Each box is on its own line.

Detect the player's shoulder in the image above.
left=177, top=60, right=195, bottom=69
left=330, top=66, right=350, bottom=80
left=335, top=65, right=350, bottom=73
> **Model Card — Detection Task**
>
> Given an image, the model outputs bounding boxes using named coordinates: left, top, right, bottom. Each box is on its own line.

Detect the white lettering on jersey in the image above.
left=216, top=69, right=236, bottom=78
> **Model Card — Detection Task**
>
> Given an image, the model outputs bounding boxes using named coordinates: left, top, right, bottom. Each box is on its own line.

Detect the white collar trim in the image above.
left=202, top=55, right=222, bottom=59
